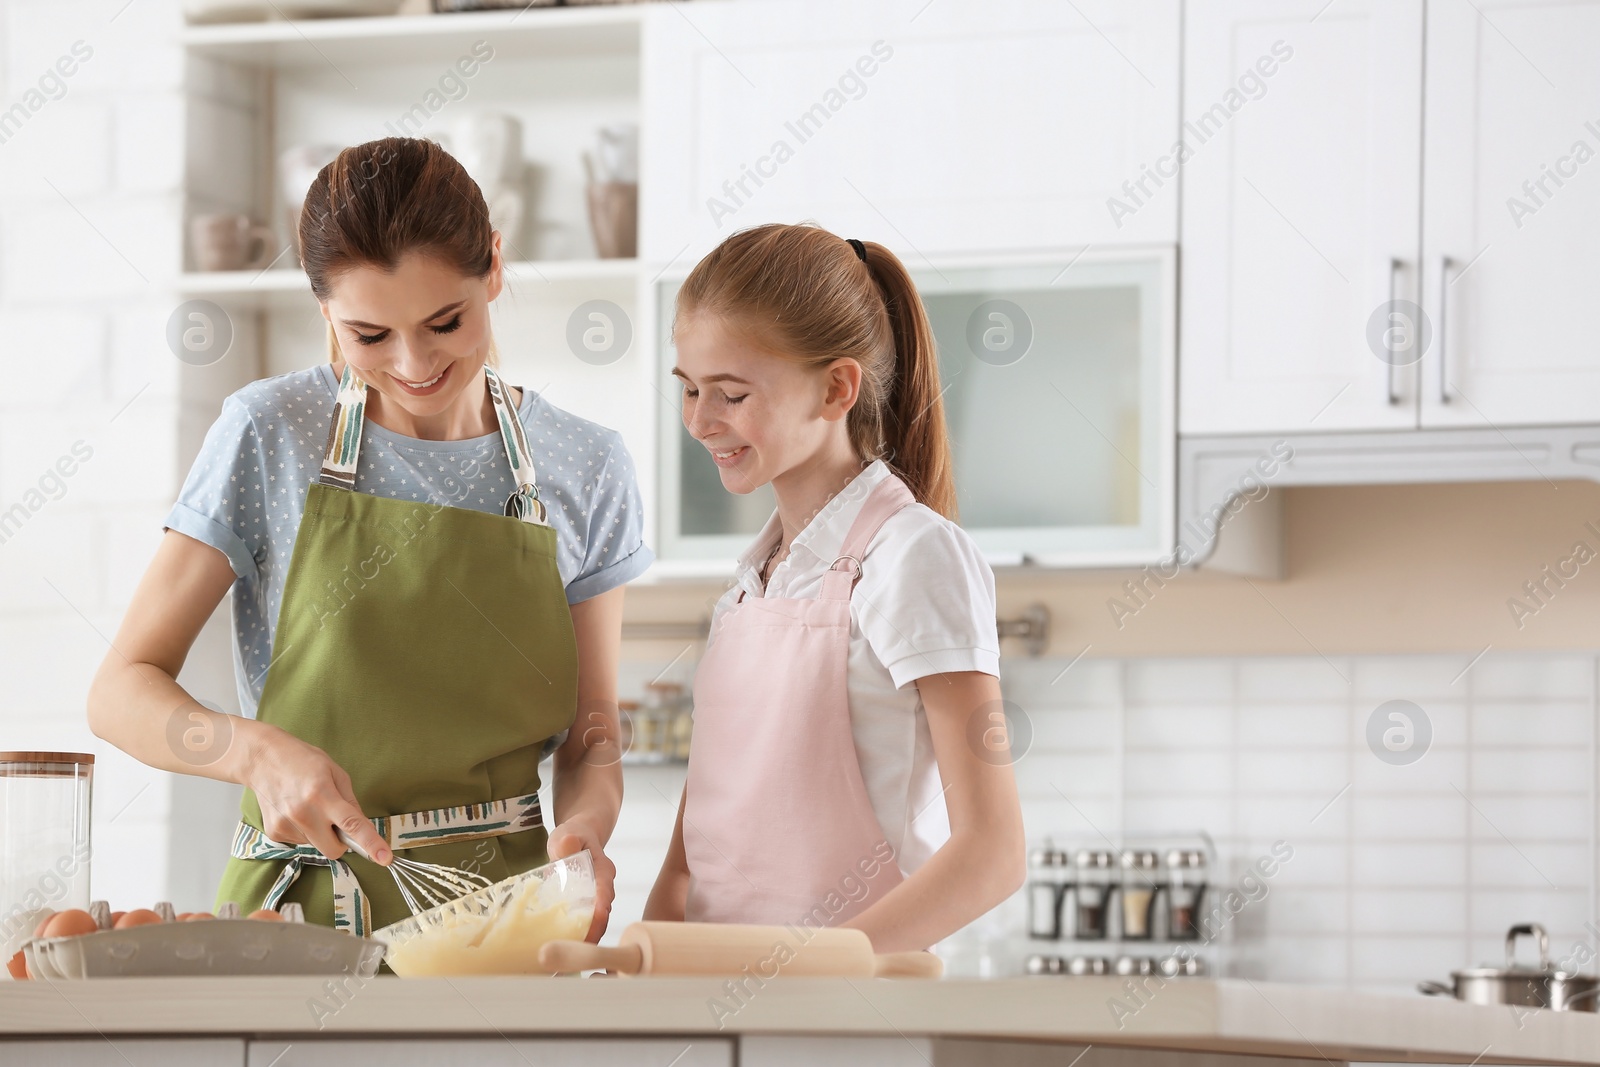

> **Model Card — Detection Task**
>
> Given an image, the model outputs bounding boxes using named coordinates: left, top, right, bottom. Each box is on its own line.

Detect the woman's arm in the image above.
left=546, top=585, right=626, bottom=942
left=841, top=670, right=1026, bottom=953
left=87, top=531, right=392, bottom=863
left=643, top=787, right=690, bottom=921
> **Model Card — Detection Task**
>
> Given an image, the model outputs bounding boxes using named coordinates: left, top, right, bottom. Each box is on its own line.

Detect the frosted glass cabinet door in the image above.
left=653, top=249, right=1175, bottom=569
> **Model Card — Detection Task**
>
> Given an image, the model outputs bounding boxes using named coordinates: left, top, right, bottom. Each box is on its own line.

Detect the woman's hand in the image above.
left=240, top=720, right=393, bottom=865
left=549, top=819, right=616, bottom=942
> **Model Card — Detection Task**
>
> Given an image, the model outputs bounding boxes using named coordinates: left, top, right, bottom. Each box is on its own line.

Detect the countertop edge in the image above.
left=0, top=977, right=1596, bottom=1064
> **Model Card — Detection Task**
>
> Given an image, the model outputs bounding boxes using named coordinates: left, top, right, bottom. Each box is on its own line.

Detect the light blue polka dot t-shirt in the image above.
left=164, top=363, right=654, bottom=719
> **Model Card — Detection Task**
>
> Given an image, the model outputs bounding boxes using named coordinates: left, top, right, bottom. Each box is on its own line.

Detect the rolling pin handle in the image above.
left=539, top=940, right=645, bottom=975
left=872, top=951, right=944, bottom=979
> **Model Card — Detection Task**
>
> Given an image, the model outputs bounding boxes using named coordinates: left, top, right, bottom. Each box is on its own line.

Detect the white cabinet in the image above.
left=1179, top=0, right=1424, bottom=434
left=0, top=1041, right=243, bottom=1067
left=1421, top=0, right=1600, bottom=428
left=247, top=1039, right=732, bottom=1066
left=1183, top=0, right=1600, bottom=436
left=640, top=0, right=1181, bottom=266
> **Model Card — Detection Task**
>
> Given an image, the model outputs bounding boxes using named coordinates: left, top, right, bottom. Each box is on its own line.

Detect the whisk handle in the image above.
left=539, top=940, right=644, bottom=975
left=334, top=827, right=379, bottom=863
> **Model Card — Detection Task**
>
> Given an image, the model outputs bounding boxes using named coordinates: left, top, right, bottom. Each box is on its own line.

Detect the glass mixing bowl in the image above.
left=372, top=850, right=595, bottom=977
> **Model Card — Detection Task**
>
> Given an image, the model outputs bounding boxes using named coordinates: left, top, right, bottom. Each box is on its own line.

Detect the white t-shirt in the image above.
left=704, top=460, right=1001, bottom=874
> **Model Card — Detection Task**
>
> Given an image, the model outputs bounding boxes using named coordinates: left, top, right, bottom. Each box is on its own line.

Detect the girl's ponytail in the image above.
left=676, top=223, right=959, bottom=520
left=859, top=243, right=958, bottom=519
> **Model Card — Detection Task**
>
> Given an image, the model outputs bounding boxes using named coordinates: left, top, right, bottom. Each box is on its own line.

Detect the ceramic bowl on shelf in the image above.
left=184, top=0, right=404, bottom=23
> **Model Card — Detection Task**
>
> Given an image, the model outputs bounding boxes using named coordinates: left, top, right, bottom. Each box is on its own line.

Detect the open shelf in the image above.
left=178, top=259, right=639, bottom=307
left=181, top=6, right=643, bottom=66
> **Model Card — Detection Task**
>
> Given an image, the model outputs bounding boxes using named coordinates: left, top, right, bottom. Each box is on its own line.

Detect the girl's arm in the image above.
left=547, top=585, right=626, bottom=942
left=87, top=531, right=393, bottom=864
left=643, top=787, right=690, bottom=920
left=841, top=670, right=1026, bottom=953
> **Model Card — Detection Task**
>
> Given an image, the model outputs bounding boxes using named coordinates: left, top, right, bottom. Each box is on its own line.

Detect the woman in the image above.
left=88, top=138, right=651, bottom=938
left=645, top=224, right=1024, bottom=952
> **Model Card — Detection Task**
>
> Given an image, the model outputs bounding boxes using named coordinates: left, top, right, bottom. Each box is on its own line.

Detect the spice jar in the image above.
left=1071, top=849, right=1114, bottom=939
left=1165, top=849, right=1208, bottom=940
left=1119, top=850, right=1159, bottom=940
left=0, top=752, right=93, bottom=974
left=1026, top=848, right=1069, bottom=940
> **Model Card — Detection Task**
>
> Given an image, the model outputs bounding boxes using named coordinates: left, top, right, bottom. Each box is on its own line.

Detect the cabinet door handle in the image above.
left=1438, top=255, right=1455, bottom=405
left=1386, top=257, right=1402, bottom=405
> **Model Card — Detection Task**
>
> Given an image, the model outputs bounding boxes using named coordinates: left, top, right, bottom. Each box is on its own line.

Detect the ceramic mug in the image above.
left=190, top=214, right=277, bottom=272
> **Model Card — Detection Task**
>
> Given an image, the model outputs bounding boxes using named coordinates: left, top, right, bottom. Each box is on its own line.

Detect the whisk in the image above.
left=338, top=829, right=495, bottom=915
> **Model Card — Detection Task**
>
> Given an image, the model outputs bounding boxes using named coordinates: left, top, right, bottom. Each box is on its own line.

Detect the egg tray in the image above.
left=22, top=901, right=385, bottom=979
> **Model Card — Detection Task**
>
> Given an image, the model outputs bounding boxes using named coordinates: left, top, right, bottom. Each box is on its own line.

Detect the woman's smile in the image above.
left=392, top=362, right=453, bottom=396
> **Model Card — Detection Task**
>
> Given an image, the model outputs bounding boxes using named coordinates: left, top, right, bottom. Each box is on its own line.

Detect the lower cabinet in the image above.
left=0, top=1041, right=244, bottom=1066
left=246, top=1040, right=732, bottom=1067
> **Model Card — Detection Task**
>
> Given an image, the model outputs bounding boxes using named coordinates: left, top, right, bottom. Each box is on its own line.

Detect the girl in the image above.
left=645, top=223, right=1025, bottom=952
left=88, top=138, right=650, bottom=937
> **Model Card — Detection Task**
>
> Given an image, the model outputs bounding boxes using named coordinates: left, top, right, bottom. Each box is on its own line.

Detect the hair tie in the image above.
left=846, top=237, right=867, bottom=263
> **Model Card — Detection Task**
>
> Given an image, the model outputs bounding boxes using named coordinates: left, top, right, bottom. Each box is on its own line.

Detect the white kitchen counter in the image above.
left=1, top=976, right=1598, bottom=1066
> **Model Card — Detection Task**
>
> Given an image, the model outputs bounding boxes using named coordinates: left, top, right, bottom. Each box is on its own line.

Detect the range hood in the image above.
left=1178, top=425, right=1600, bottom=578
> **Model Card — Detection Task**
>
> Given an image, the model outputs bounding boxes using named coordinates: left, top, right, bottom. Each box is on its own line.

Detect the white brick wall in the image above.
left=0, top=0, right=192, bottom=914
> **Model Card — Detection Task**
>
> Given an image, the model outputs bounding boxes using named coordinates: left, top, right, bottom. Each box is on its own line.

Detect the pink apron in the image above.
left=683, top=474, right=917, bottom=926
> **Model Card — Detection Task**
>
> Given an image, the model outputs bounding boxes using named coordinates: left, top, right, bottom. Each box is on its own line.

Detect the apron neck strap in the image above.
left=820, top=475, right=917, bottom=600
left=317, top=363, right=547, bottom=525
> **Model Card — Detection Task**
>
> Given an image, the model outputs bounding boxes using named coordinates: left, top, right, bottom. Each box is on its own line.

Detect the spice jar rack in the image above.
left=1025, top=836, right=1214, bottom=949
left=618, top=681, right=693, bottom=764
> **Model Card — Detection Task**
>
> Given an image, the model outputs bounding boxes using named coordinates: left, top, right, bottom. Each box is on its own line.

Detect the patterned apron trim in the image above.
left=317, top=363, right=547, bottom=525
left=229, top=791, right=544, bottom=937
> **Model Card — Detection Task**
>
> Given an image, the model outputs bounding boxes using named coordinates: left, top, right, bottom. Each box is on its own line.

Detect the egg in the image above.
left=6, top=950, right=29, bottom=980
left=247, top=909, right=285, bottom=922
left=40, top=910, right=98, bottom=939
left=179, top=912, right=215, bottom=922
left=114, top=909, right=163, bottom=929
left=108, top=912, right=126, bottom=927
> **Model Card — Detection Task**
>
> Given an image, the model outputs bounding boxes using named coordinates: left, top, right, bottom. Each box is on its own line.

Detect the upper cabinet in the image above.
left=1421, top=0, right=1600, bottom=428
left=1182, top=0, right=1600, bottom=436
left=638, top=0, right=1183, bottom=572
left=1179, top=0, right=1424, bottom=435
left=639, top=0, right=1182, bottom=266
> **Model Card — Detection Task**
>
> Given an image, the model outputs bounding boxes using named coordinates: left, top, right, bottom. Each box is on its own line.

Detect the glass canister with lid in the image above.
left=0, top=752, right=94, bottom=975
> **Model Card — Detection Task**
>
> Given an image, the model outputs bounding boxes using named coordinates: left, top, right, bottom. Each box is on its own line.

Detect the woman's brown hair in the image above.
left=299, top=137, right=500, bottom=366
left=674, top=223, right=957, bottom=519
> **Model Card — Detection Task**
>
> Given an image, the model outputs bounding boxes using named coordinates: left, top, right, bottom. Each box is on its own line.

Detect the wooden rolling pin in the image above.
left=539, top=921, right=943, bottom=979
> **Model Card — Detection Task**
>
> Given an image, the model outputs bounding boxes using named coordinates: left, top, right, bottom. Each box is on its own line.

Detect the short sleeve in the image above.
left=563, top=430, right=654, bottom=603
left=856, top=517, right=1000, bottom=689
left=161, top=395, right=266, bottom=581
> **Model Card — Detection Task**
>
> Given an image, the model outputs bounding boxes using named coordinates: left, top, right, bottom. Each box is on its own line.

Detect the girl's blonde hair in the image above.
left=674, top=223, right=957, bottom=519
left=302, top=137, right=500, bottom=369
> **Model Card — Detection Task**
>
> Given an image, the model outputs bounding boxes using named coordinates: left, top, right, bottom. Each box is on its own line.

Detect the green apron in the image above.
left=215, top=363, right=578, bottom=936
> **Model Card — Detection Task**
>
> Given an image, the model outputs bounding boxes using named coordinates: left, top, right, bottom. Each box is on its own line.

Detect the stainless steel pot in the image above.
left=1418, top=924, right=1600, bottom=1011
